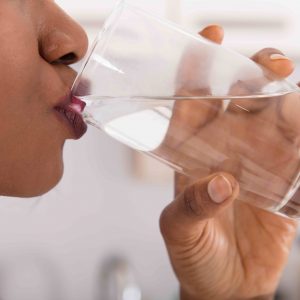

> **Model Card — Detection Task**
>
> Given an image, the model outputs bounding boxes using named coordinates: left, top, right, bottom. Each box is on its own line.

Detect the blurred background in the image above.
left=0, top=0, right=300, bottom=299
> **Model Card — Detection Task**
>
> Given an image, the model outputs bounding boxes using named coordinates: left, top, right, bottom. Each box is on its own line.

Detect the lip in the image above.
left=54, top=93, right=87, bottom=140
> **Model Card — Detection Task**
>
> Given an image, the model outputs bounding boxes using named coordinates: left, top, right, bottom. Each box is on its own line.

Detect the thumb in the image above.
left=160, top=172, right=239, bottom=243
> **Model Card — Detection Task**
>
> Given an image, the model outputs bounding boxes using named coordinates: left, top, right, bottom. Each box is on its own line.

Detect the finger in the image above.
left=227, top=49, right=295, bottom=113
left=251, top=48, right=294, bottom=78
left=170, top=25, right=225, bottom=197
left=167, top=26, right=224, bottom=149
left=199, top=24, right=224, bottom=44
left=163, top=92, right=221, bottom=149
left=175, top=24, right=224, bottom=92
left=175, top=172, right=191, bottom=197
left=279, top=188, right=300, bottom=218
left=160, top=172, right=239, bottom=242
left=252, top=48, right=300, bottom=143
left=277, top=91, right=300, bottom=142
left=173, top=24, right=224, bottom=126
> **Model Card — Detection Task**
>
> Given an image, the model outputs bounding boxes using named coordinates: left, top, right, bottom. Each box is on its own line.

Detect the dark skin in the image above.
left=160, top=26, right=299, bottom=300
left=0, top=0, right=88, bottom=197
left=0, top=1, right=298, bottom=299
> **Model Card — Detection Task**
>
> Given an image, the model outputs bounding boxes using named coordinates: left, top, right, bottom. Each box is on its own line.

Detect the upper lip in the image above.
left=54, top=89, right=86, bottom=113
left=55, top=89, right=72, bottom=107
left=53, top=89, right=87, bottom=139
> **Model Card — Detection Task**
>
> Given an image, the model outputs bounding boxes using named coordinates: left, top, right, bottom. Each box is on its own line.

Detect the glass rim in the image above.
left=71, top=0, right=300, bottom=98
left=71, top=0, right=229, bottom=96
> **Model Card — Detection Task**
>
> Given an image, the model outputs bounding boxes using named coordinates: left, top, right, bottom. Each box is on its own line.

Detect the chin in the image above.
left=27, top=173, right=63, bottom=198
left=1, top=158, right=64, bottom=198
left=24, top=162, right=64, bottom=198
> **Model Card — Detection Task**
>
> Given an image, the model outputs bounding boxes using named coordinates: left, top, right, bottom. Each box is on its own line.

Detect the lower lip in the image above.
left=54, top=106, right=87, bottom=139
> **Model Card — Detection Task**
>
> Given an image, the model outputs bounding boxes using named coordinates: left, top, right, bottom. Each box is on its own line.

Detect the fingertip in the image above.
left=269, top=56, right=295, bottom=78
left=199, top=24, right=224, bottom=44
left=208, top=172, right=239, bottom=204
left=179, top=172, right=238, bottom=220
left=252, top=48, right=295, bottom=78
left=208, top=175, right=233, bottom=203
left=270, top=53, right=290, bottom=61
left=159, top=172, right=238, bottom=241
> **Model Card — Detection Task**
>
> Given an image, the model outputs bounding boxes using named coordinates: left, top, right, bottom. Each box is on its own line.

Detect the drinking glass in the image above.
left=72, top=0, right=300, bottom=218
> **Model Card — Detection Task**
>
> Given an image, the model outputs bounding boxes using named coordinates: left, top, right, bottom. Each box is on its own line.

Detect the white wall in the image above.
left=0, top=1, right=300, bottom=300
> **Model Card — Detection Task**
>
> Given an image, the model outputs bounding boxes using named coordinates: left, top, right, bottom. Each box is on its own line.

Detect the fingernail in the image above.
left=270, top=54, right=290, bottom=61
left=208, top=175, right=233, bottom=203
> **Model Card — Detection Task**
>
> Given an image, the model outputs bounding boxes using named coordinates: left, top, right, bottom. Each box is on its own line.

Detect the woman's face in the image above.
left=0, top=0, right=88, bottom=197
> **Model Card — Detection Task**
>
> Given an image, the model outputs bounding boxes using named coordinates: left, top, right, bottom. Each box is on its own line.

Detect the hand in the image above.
left=160, top=25, right=299, bottom=300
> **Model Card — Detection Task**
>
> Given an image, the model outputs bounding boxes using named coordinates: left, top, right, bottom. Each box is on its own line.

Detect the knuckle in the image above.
left=260, top=47, right=283, bottom=56
left=183, top=182, right=212, bottom=218
left=262, top=47, right=282, bottom=53
left=159, top=205, right=173, bottom=237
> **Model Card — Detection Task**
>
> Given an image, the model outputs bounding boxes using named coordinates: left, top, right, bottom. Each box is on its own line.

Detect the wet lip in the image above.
left=54, top=96, right=87, bottom=140
left=70, top=95, right=86, bottom=113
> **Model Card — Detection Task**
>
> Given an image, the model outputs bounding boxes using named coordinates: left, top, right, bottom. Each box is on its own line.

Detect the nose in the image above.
left=39, top=3, right=89, bottom=65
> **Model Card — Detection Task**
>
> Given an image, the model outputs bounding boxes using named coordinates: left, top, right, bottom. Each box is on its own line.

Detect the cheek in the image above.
left=0, top=1, right=42, bottom=103
left=0, top=42, right=68, bottom=196
left=0, top=93, right=66, bottom=197
left=0, top=13, right=68, bottom=196
left=0, top=56, right=42, bottom=142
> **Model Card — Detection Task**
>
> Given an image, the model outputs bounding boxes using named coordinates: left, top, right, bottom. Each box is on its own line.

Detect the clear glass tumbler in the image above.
left=72, top=0, right=300, bottom=218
